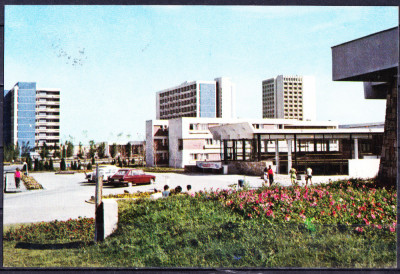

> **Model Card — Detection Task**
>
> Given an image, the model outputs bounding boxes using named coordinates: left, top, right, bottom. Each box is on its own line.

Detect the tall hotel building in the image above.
left=156, top=77, right=236, bottom=119
left=262, top=75, right=316, bottom=121
left=3, top=82, right=60, bottom=152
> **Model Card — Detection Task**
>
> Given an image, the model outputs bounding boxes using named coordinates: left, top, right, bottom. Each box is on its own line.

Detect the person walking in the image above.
left=14, top=168, right=21, bottom=189
left=290, top=167, right=297, bottom=186
left=267, top=165, right=274, bottom=186
left=306, top=167, right=313, bottom=186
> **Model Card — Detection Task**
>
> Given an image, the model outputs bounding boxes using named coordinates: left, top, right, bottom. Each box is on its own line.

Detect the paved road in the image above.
left=3, top=171, right=351, bottom=225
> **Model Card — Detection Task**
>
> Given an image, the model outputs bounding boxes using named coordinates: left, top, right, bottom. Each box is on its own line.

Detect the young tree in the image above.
left=77, top=142, right=84, bottom=159
left=97, top=142, right=106, bottom=159
left=66, top=141, right=74, bottom=158
left=88, top=140, right=97, bottom=159
left=87, top=162, right=92, bottom=170
left=60, top=158, right=66, bottom=171
left=20, top=141, right=31, bottom=158
left=125, top=142, right=132, bottom=159
left=34, top=158, right=39, bottom=171
left=91, top=155, right=95, bottom=165
left=49, top=157, right=54, bottom=170
left=53, top=145, right=61, bottom=159
left=14, top=142, right=20, bottom=161
left=39, top=143, right=49, bottom=160
left=110, top=143, right=117, bottom=159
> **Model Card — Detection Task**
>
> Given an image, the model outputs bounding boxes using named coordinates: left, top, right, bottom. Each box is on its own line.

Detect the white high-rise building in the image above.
left=262, top=75, right=316, bottom=121
left=156, top=77, right=236, bottom=120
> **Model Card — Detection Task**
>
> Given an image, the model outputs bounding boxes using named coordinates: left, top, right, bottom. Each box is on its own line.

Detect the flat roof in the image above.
left=209, top=122, right=383, bottom=141
left=332, top=27, right=398, bottom=82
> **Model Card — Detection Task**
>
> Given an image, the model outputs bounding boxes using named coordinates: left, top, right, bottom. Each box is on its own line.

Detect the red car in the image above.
left=108, top=169, right=155, bottom=185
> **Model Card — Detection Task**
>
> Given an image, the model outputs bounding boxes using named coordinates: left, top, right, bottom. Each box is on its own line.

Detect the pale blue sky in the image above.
left=5, top=5, right=398, bottom=144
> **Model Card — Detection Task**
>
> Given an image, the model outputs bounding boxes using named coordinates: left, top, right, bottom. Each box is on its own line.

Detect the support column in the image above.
left=354, top=138, right=359, bottom=159
left=242, top=139, right=246, bottom=161
left=257, top=134, right=261, bottom=161
left=223, top=140, right=228, bottom=164
left=287, top=139, right=292, bottom=174
left=275, top=140, right=280, bottom=174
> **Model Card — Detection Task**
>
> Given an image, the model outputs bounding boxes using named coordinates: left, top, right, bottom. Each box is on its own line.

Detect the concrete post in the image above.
left=275, top=140, right=280, bottom=174
left=354, top=138, right=359, bottom=159
left=95, top=164, right=104, bottom=242
left=287, top=139, right=292, bottom=174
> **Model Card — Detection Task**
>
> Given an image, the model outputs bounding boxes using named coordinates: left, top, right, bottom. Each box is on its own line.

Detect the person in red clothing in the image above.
left=14, top=168, right=21, bottom=189
left=267, top=165, right=274, bottom=186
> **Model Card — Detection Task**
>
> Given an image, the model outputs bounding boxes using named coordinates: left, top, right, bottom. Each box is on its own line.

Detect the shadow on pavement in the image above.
left=15, top=241, right=93, bottom=250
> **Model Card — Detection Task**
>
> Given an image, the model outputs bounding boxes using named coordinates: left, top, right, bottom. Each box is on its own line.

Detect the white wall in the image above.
left=348, top=159, right=380, bottom=178
left=145, top=120, right=154, bottom=167
left=302, top=76, right=317, bottom=121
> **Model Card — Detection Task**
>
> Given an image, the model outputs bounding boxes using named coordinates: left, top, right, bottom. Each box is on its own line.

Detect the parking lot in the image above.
left=3, top=171, right=351, bottom=225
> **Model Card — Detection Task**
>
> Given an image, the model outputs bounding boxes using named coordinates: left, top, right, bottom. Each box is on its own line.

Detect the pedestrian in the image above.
left=306, top=167, right=313, bottom=186
left=162, top=185, right=170, bottom=198
left=14, top=168, right=21, bottom=189
left=263, top=166, right=269, bottom=187
left=267, top=165, right=274, bottom=186
left=290, top=167, right=297, bottom=185
left=186, top=185, right=195, bottom=197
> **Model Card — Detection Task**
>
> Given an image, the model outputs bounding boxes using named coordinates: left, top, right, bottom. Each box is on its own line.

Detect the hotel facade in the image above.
left=262, top=75, right=316, bottom=121
left=156, top=77, right=236, bottom=120
left=3, top=82, right=60, bottom=153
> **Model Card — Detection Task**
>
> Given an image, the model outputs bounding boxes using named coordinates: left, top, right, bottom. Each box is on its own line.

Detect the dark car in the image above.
left=108, top=169, right=155, bottom=185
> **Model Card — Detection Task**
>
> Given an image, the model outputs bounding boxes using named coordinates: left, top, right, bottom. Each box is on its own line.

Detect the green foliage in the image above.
left=60, top=158, right=66, bottom=171
left=91, top=156, right=95, bottom=165
left=87, top=162, right=92, bottom=170
left=66, top=141, right=74, bottom=158
left=4, top=217, right=94, bottom=243
left=53, top=145, right=61, bottom=159
left=4, top=143, right=19, bottom=162
left=97, top=142, right=106, bottom=159
left=110, top=143, right=117, bottom=158
left=125, top=143, right=132, bottom=159
left=77, top=142, right=84, bottom=159
left=39, top=143, right=49, bottom=160
left=88, top=140, right=97, bottom=159
left=26, top=157, right=33, bottom=171
left=2, top=192, right=396, bottom=268
left=49, top=158, right=54, bottom=170
left=44, top=161, right=49, bottom=170
left=34, top=158, right=39, bottom=171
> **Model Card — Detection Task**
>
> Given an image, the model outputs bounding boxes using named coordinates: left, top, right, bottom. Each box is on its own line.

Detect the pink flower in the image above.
left=363, top=218, right=370, bottom=225
left=285, top=215, right=291, bottom=221
left=356, top=212, right=361, bottom=218
left=390, top=226, right=395, bottom=232
left=371, top=213, right=376, bottom=219
left=355, top=227, right=363, bottom=233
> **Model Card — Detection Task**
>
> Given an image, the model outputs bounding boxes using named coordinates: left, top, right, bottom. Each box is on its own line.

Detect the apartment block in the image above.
left=3, top=82, right=60, bottom=154
left=262, top=75, right=316, bottom=121
left=156, top=77, right=236, bottom=120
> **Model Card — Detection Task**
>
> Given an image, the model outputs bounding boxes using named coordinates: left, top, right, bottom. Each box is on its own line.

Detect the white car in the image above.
left=86, top=165, right=120, bottom=183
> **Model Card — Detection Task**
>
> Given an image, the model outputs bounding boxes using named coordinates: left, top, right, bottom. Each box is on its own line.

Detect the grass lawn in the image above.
left=3, top=180, right=396, bottom=268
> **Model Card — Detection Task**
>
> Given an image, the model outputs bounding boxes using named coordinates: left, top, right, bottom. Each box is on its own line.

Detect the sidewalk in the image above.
left=4, top=173, right=27, bottom=193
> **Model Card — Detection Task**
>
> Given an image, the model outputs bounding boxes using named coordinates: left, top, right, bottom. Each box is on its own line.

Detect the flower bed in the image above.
left=103, top=192, right=151, bottom=199
left=22, top=174, right=43, bottom=190
left=196, top=179, right=396, bottom=234
left=4, top=217, right=95, bottom=243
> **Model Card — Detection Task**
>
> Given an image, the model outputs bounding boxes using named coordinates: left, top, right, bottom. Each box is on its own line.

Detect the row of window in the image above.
left=160, top=91, right=196, bottom=103
left=160, top=99, right=196, bottom=109
left=159, top=85, right=197, bottom=98
left=160, top=107, right=196, bottom=116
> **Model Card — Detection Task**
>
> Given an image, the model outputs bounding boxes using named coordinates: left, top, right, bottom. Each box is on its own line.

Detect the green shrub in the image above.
left=60, top=158, right=66, bottom=171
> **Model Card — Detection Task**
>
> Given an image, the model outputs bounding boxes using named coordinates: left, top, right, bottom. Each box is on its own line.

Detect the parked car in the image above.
left=86, top=165, right=120, bottom=183
left=108, top=169, right=156, bottom=185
